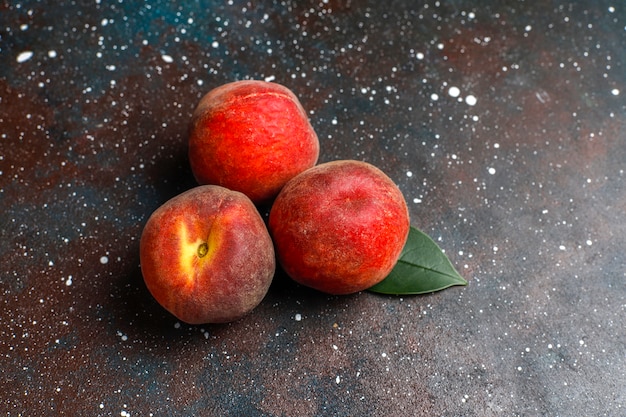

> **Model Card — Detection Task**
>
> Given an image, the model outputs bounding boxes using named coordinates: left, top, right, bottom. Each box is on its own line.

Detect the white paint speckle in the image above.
left=294, top=313, right=302, bottom=321
left=100, top=256, right=109, bottom=264
left=17, top=51, right=34, bottom=63
left=611, top=88, right=620, bottom=96
left=448, top=86, right=461, bottom=98
left=465, top=95, right=478, bottom=106
left=488, top=167, right=496, bottom=175
left=416, top=52, right=424, bottom=60
left=406, top=171, right=413, bottom=178
left=264, top=75, right=276, bottom=82
left=48, top=50, right=57, bottom=58
left=431, top=93, right=439, bottom=101
left=336, top=375, right=341, bottom=384
left=65, top=275, right=73, bottom=286
left=161, top=54, right=174, bottom=63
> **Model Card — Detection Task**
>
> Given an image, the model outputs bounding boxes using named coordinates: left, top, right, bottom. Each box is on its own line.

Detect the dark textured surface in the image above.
left=1, top=1, right=625, bottom=416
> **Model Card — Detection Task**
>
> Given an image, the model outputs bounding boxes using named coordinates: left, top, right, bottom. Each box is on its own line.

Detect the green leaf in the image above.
left=368, top=226, right=467, bottom=295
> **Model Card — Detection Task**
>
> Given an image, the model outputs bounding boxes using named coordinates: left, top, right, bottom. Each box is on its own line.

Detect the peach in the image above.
left=139, top=185, right=275, bottom=324
left=188, top=80, right=320, bottom=205
left=268, top=160, right=410, bottom=295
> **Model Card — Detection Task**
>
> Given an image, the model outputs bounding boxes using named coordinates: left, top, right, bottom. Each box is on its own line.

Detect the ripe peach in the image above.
left=188, top=80, right=320, bottom=205
left=268, top=160, right=410, bottom=295
left=139, top=185, right=275, bottom=324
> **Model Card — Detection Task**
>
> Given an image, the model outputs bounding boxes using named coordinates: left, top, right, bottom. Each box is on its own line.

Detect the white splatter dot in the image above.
left=586, top=239, right=593, bottom=246
left=48, top=50, right=57, bottom=58
left=430, top=93, right=439, bottom=101
left=465, top=95, right=478, bottom=106
left=100, top=256, right=109, bottom=264
left=416, top=52, right=424, bottom=60
left=336, top=375, right=341, bottom=384
left=161, top=54, right=173, bottom=63
left=65, top=276, right=73, bottom=286
left=294, top=313, right=302, bottom=321
left=611, top=88, right=620, bottom=96
left=17, top=51, right=34, bottom=63
left=448, top=86, right=461, bottom=97
left=264, top=75, right=276, bottom=82
left=406, top=171, right=413, bottom=178
left=559, top=245, right=566, bottom=251
left=488, top=167, right=496, bottom=175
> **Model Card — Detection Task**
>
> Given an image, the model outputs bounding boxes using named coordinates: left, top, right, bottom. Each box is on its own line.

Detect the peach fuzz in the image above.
left=188, top=80, right=320, bottom=205
left=140, top=185, right=275, bottom=324
left=268, top=160, right=410, bottom=295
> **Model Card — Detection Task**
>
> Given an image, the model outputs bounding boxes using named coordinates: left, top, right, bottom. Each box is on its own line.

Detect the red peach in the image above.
left=140, top=185, right=275, bottom=324
left=268, top=160, right=410, bottom=295
left=188, top=80, right=320, bottom=205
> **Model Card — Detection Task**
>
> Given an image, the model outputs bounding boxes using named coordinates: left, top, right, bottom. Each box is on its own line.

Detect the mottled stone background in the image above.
left=1, top=1, right=624, bottom=416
